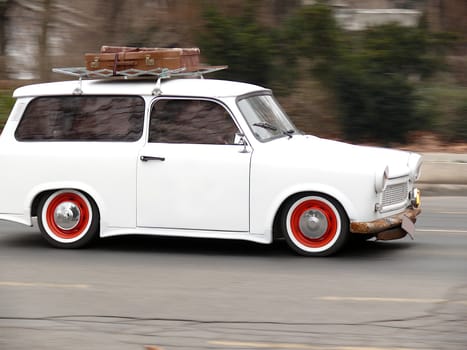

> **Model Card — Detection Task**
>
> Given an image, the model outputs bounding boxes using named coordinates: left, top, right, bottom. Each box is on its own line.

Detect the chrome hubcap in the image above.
left=53, top=201, right=81, bottom=230
left=299, top=209, right=328, bottom=239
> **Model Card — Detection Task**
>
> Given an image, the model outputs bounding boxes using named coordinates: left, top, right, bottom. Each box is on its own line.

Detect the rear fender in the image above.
left=24, top=182, right=106, bottom=228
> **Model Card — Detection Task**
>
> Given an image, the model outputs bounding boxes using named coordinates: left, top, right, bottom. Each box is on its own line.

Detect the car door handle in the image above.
left=140, top=155, right=165, bottom=162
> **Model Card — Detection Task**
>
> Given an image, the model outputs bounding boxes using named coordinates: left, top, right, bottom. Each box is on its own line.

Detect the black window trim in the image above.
left=148, top=96, right=245, bottom=145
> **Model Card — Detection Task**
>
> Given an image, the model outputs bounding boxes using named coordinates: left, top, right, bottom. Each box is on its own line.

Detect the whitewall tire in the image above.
left=37, top=190, right=99, bottom=248
left=281, top=193, right=348, bottom=256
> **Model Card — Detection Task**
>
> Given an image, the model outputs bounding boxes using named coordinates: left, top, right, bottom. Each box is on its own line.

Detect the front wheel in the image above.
left=281, top=194, right=348, bottom=256
left=37, top=190, right=99, bottom=248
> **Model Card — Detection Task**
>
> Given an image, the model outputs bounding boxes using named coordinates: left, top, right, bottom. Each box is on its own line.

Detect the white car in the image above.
left=0, top=74, right=422, bottom=256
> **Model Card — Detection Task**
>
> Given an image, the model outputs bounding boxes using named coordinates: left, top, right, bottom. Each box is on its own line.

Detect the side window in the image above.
left=15, top=96, right=145, bottom=142
left=149, top=99, right=239, bottom=144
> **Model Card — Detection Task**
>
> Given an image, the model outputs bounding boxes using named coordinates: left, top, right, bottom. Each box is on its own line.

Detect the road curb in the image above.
left=419, top=153, right=467, bottom=196
left=418, top=183, right=467, bottom=197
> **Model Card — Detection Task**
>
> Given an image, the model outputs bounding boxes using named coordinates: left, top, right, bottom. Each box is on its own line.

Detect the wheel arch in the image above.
left=27, top=183, right=104, bottom=224
left=271, top=187, right=353, bottom=240
left=31, top=190, right=54, bottom=217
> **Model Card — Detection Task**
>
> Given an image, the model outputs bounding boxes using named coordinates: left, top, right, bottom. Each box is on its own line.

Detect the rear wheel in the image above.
left=37, top=190, right=99, bottom=248
left=281, top=193, right=348, bottom=256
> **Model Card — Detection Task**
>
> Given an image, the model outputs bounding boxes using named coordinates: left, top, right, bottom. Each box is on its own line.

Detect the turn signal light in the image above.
left=411, top=188, right=421, bottom=208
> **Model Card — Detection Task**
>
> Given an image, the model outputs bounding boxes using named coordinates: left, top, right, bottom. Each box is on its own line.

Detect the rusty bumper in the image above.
left=350, top=207, right=422, bottom=241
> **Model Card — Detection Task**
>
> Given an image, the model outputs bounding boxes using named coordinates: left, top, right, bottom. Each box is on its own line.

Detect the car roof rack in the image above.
left=51, top=65, right=227, bottom=79
left=51, top=65, right=228, bottom=96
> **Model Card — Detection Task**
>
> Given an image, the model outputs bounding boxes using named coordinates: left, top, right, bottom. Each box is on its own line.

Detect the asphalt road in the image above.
left=0, top=196, right=466, bottom=350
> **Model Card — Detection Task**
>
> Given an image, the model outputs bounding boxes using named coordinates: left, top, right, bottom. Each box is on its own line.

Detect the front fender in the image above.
left=254, top=182, right=358, bottom=241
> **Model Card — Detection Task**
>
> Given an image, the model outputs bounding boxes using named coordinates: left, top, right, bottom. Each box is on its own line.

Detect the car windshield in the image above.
left=237, top=94, right=300, bottom=142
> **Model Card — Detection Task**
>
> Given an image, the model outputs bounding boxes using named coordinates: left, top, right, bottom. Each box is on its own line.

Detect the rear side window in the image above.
left=15, top=96, right=145, bottom=141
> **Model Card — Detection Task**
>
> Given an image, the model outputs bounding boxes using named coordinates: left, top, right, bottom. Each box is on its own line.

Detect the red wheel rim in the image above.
left=45, top=192, right=90, bottom=240
left=289, top=199, right=339, bottom=248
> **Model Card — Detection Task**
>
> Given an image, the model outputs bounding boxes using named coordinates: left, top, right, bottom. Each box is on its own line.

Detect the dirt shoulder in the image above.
left=397, top=132, right=467, bottom=153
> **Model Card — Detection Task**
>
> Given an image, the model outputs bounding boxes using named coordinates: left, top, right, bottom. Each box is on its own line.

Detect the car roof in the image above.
left=13, top=78, right=268, bottom=99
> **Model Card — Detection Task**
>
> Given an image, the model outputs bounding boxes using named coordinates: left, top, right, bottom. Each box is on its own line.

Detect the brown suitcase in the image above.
left=101, top=46, right=201, bottom=69
left=85, top=47, right=201, bottom=74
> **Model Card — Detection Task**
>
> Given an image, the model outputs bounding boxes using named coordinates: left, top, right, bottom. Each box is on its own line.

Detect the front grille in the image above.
left=382, top=182, right=409, bottom=208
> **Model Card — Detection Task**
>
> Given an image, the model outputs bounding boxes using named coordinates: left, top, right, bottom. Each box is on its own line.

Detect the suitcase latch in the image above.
left=145, top=55, right=155, bottom=66
left=90, top=56, right=100, bottom=69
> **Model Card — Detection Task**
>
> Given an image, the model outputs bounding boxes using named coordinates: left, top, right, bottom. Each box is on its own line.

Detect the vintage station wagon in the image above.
left=0, top=72, right=422, bottom=256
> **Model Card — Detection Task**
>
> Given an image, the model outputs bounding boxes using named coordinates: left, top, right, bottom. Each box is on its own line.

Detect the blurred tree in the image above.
left=271, top=0, right=301, bottom=23
left=38, top=0, right=52, bottom=81
left=428, top=0, right=467, bottom=39
left=330, top=22, right=440, bottom=142
left=101, top=0, right=126, bottom=44
left=281, top=2, right=342, bottom=81
left=453, top=100, right=467, bottom=141
left=1, top=0, right=461, bottom=144
left=282, top=3, right=456, bottom=143
left=0, top=0, right=13, bottom=78
left=199, top=1, right=274, bottom=86
left=334, top=65, right=417, bottom=143
left=199, top=1, right=448, bottom=143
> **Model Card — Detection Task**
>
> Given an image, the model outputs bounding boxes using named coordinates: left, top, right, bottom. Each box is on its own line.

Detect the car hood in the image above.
left=265, top=135, right=421, bottom=178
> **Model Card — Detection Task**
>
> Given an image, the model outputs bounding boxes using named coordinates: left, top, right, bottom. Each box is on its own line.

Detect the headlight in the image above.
left=408, top=153, right=422, bottom=182
left=375, top=166, right=389, bottom=193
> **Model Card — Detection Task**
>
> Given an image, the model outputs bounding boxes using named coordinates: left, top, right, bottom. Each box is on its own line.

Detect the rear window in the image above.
left=15, top=96, right=145, bottom=142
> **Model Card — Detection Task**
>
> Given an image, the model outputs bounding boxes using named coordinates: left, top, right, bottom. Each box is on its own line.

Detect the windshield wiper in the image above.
left=253, top=122, right=296, bottom=139
left=253, top=122, right=278, bottom=131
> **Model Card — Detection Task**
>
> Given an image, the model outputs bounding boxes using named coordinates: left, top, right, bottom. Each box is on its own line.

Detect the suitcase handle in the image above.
left=89, top=55, right=154, bottom=73
left=114, top=60, right=138, bottom=67
left=89, top=56, right=138, bottom=70
left=112, top=53, right=140, bottom=74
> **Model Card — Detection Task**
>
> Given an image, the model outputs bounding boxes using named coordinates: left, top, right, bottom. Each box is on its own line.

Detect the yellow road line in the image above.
left=209, top=340, right=420, bottom=350
left=0, top=281, right=90, bottom=289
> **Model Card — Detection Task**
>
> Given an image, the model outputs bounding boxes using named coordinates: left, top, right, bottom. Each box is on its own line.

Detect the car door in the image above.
left=137, top=98, right=251, bottom=232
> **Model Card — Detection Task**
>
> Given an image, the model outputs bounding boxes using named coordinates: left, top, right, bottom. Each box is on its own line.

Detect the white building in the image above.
left=303, top=0, right=422, bottom=30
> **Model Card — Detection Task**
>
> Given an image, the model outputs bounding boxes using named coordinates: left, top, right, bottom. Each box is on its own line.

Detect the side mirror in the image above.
left=234, top=133, right=249, bottom=153
left=234, top=132, right=245, bottom=145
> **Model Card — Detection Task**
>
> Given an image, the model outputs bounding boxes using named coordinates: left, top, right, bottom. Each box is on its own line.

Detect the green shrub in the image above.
left=199, top=3, right=274, bottom=86
left=280, top=2, right=342, bottom=81
left=198, top=2, right=458, bottom=144
left=276, top=5, right=445, bottom=143
left=415, top=83, right=467, bottom=141
left=0, top=90, right=14, bottom=131
left=449, top=99, right=467, bottom=141
left=333, top=67, right=417, bottom=143
left=362, top=24, right=438, bottom=77
left=442, top=94, right=467, bottom=142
